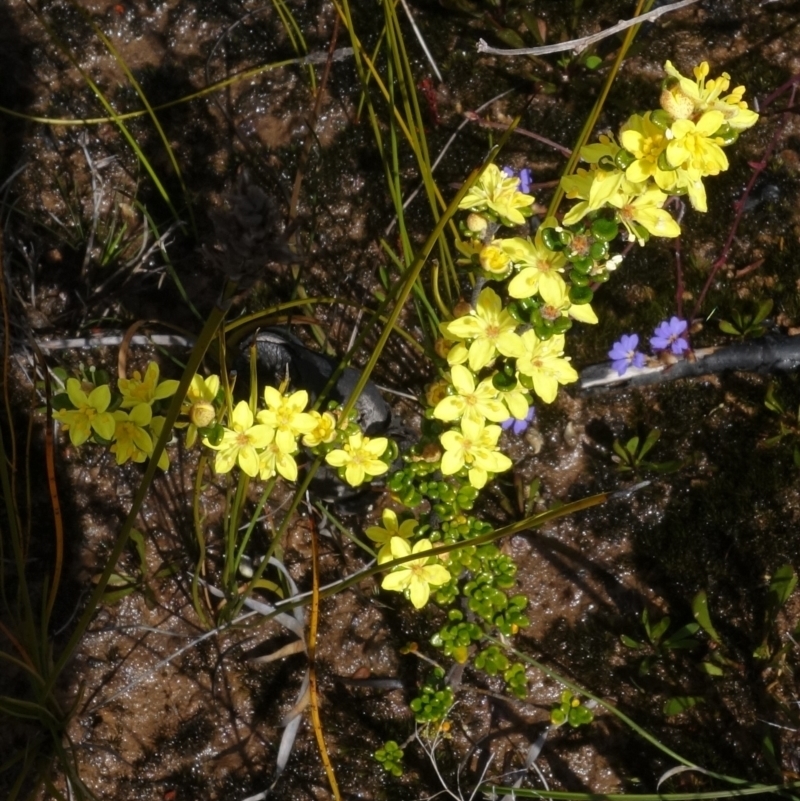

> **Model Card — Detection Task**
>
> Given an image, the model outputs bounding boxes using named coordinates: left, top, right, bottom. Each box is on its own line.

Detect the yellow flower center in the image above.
left=541, top=305, right=559, bottom=322
left=640, top=133, right=663, bottom=159
left=409, top=562, right=429, bottom=581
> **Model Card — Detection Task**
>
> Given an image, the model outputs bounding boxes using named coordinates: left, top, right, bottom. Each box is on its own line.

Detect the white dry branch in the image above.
left=477, top=0, right=700, bottom=58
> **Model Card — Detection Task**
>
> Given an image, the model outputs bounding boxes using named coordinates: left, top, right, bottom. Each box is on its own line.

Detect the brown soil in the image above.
left=3, top=1, right=800, bottom=799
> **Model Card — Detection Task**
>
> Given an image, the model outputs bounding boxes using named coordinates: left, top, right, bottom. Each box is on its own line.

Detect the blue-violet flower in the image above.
left=608, top=334, right=646, bottom=376
left=502, top=405, right=536, bottom=435
left=502, top=166, right=533, bottom=195
left=650, top=317, right=689, bottom=355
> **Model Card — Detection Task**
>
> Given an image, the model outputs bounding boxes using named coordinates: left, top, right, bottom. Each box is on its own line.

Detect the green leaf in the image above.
left=699, top=660, right=724, bottom=676
left=718, top=320, right=740, bottom=336
left=129, top=528, right=147, bottom=574
left=568, top=705, right=594, bottom=726
left=520, top=9, right=545, bottom=45
left=762, top=733, right=782, bottom=777
left=620, top=634, right=643, bottom=649
left=584, top=55, right=602, bottom=70
left=105, top=571, right=137, bottom=587
left=625, top=436, right=641, bottom=456
left=764, top=384, right=784, bottom=414
left=754, top=298, right=774, bottom=326
left=493, top=27, right=527, bottom=49
left=550, top=707, right=567, bottom=726
left=692, top=590, right=722, bottom=644
left=753, top=642, right=771, bottom=660
left=650, top=459, right=685, bottom=474
left=102, top=586, right=137, bottom=604
left=612, top=439, right=630, bottom=462
left=590, top=218, right=619, bottom=242
left=767, top=564, right=797, bottom=612
left=569, top=285, right=594, bottom=305
left=662, top=622, right=700, bottom=649
left=52, top=393, right=72, bottom=412
left=648, top=615, right=670, bottom=646
left=638, top=429, right=661, bottom=460
left=663, top=696, right=703, bottom=717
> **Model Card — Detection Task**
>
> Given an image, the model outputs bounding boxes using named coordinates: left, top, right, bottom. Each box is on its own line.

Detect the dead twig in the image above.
left=477, top=0, right=700, bottom=57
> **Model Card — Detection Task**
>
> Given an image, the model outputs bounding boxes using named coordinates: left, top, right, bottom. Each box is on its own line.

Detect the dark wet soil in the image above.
left=4, top=0, right=800, bottom=799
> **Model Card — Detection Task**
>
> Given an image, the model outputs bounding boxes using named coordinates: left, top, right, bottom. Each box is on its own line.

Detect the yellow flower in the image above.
left=433, top=364, right=509, bottom=426
left=579, top=133, right=621, bottom=165
left=118, top=362, right=180, bottom=409
left=440, top=417, right=512, bottom=489
left=437, top=319, right=469, bottom=367
left=503, top=223, right=568, bottom=301
left=257, top=387, right=316, bottom=454
left=367, top=509, right=418, bottom=561
left=662, top=60, right=759, bottom=131
left=538, top=279, right=598, bottom=325
left=445, top=287, right=523, bottom=372
left=180, top=374, right=220, bottom=447
left=666, top=110, right=728, bottom=176
left=494, top=377, right=530, bottom=420
left=204, top=400, right=273, bottom=477
left=619, top=113, right=671, bottom=186
left=515, top=332, right=578, bottom=404
left=302, top=410, right=338, bottom=448
left=561, top=168, right=626, bottom=225
left=325, top=433, right=389, bottom=487
left=110, top=403, right=159, bottom=467
left=258, top=433, right=299, bottom=482
left=380, top=537, right=451, bottom=609
left=479, top=242, right=513, bottom=278
left=458, top=164, right=534, bottom=226
left=54, top=378, right=116, bottom=446
left=610, top=184, right=681, bottom=244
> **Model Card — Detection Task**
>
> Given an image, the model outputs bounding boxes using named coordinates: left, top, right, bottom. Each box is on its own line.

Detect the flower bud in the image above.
left=421, top=442, right=443, bottom=463
left=465, top=213, right=488, bottom=233
left=425, top=379, right=449, bottom=407
left=434, top=337, right=452, bottom=359
left=660, top=87, right=694, bottom=120
left=452, top=299, right=472, bottom=318
left=189, top=400, right=216, bottom=429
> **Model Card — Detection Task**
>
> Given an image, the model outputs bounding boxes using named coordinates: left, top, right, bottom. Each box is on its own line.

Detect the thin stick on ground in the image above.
left=477, top=0, right=700, bottom=57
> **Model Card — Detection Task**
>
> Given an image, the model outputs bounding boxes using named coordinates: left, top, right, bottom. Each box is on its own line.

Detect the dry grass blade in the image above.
left=307, top=511, right=341, bottom=800
left=88, top=18, right=197, bottom=235
left=27, top=4, right=182, bottom=226
left=34, top=342, right=64, bottom=626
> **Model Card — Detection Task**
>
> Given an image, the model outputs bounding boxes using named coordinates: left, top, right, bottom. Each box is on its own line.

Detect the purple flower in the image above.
left=502, top=406, right=536, bottom=435
left=608, top=333, right=646, bottom=376
left=650, top=316, right=689, bottom=355
left=502, top=166, right=533, bottom=195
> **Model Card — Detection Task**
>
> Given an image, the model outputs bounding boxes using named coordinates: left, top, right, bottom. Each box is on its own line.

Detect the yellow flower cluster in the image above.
left=456, top=170, right=599, bottom=333
left=53, top=362, right=178, bottom=470
left=429, top=165, right=589, bottom=488
left=202, top=385, right=389, bottom=487
left=431, top=283, right=578, bottom=489
left=432, top=61, right=758, bottom=490
left=563, top=60, right=759, bottom=229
